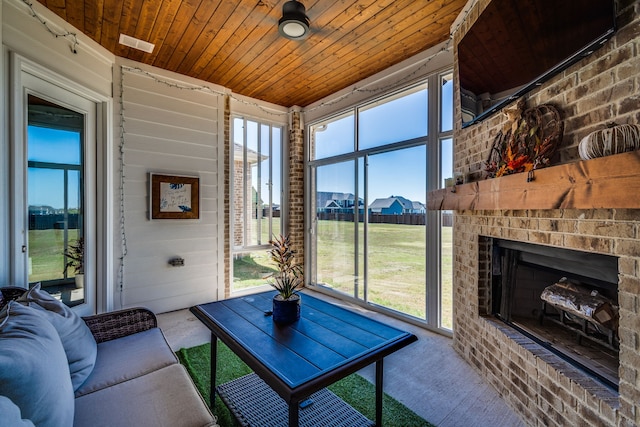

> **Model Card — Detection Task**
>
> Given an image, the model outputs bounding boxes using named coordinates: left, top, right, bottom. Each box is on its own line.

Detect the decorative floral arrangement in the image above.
left=485, top=102, right=563, bottom=178
left=265, top=234, right=303, bottom=300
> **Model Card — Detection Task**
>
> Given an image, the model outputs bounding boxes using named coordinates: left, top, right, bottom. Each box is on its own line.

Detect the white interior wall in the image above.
left=2, top=0, right=226, bottom=313
left=115, top=60, right=224, bottom=313
left=2, top=0, right=113, bottom=96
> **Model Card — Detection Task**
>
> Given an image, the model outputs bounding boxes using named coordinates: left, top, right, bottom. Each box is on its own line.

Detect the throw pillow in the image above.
left=17, top=283, right=97, bottom=390
left=0, top=395, right=35, bottom=427
left=0, top=301, right=74, bottom=427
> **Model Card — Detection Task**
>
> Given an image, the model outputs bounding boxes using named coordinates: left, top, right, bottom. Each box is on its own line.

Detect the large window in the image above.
left=308, top=71, right=453, bottom=331
left=232, top=116, right=284, bottom=291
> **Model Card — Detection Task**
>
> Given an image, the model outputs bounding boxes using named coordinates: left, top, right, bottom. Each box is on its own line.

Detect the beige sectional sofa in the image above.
left=0, top=285, right=216, bottom=427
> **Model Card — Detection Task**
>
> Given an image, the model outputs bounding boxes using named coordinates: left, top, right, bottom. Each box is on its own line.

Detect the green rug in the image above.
left=177, top=342, right=434, bottom=427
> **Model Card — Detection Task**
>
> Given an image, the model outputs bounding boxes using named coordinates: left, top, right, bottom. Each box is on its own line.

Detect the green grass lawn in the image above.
left=233, top=220, right=453, bottom=329
left=28, top=229, right=79, bottom=283
left=233, top=251, right=276, bottom=287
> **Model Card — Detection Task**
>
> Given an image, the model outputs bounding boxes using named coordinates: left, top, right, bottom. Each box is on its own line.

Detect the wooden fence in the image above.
left=316, top=212, right=453, bottom=226
left=29, top=214, right=80, bottom=230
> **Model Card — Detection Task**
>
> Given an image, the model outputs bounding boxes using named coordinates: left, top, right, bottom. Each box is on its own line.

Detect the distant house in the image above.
left=410, top=201, right=426, bottom=214
left=322, top=200, right=343, bottom=212
left=316, top=192, right=364, bottom=214
left=28, top=205, right=57, bottom=215
left=369, top=196, right=426, bottom=215
left=369, top=197, right=405, bottom=215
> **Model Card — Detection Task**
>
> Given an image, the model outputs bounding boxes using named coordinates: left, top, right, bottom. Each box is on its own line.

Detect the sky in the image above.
left=28, top=126, right=81, bottom=210
left=234, top=118, right=283, bottom=206
left=314, top=79, right=454, bottom=204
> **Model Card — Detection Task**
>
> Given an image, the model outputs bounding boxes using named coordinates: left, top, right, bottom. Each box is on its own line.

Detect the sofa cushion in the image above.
left=74, top=364, right=216, bottom=427
left=75, top=327, right=178, bottom=397
left=0, top=396, right=35, bottom=427
left=0, top=302, right=75, bottom=427
left=17, top=283, right=97, bottom=390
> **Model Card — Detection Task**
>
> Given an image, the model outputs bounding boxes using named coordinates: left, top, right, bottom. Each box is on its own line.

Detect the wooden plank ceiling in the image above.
left=36, top=0, right=466, bottom=107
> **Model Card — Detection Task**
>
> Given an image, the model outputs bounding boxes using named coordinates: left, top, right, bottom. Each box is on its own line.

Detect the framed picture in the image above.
left=150, top=173, right=200, bottom=219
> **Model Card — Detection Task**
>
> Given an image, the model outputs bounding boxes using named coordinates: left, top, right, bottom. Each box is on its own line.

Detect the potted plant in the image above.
left=266, top=234, right=303, bottom=324
left=63, top=237, right=84, bottom=288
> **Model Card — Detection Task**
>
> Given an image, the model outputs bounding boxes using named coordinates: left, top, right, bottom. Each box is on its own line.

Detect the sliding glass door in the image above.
left=314, top=160, right=357, bottom=296
left=27, top=95, right=85, bottom=295
left=308, top=70, right=453, bottom=331
left=366, top=146, right=427, bottom=318
left=11, top=64, right=98, bottom=315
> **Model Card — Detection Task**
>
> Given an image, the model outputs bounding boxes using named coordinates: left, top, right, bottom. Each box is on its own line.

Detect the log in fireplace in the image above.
left=490, top=239, right=619, bottom=390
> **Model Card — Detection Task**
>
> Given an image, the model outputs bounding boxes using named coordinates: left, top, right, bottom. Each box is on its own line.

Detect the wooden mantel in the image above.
left=427, top=150, right=640, bottom=211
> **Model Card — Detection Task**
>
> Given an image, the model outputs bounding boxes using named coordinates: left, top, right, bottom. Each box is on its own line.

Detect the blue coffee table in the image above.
left=191, top=291, right=417, bottom=427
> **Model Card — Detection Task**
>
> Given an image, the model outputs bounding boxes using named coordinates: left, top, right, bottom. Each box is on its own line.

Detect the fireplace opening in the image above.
left=490, top=239, right=619, bottom=390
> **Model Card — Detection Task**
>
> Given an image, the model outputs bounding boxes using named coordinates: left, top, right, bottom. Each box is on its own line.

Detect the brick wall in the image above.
left=288, top=111, right=305, bottom=266
left=456, top=0, right=640, bottom=182
left=452, top=1, right=640, bottom=426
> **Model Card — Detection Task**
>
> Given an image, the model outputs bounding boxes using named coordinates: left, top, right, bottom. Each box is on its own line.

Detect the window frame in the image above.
left=27, top=159, right=84, bottom=285
left=230, top=114, right=286, bottom=292
left=306, top=69, right=454, bottom=334
left=9, top=54, right=111, bottom=315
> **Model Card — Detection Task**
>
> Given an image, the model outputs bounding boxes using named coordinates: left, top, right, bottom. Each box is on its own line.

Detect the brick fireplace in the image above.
left=451, top=1, right=640, bottom=426
left=485, top=238, right=620, bottom=389
left=454, top=210, right=636, bottom=426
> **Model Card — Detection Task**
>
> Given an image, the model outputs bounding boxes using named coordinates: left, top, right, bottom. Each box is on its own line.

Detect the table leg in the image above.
left=210, top=333, right=218, bottom=409
left=376, top=359, right=384, bottom=426
left=288, top=400, right=299, bottom=427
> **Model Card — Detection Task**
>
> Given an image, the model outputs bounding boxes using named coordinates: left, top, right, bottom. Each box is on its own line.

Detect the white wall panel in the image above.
left=2, top=0, right=113, bottom=97
left=119, top=135, right=218, bottom=159
left=116, top=59, right=224, bottom=312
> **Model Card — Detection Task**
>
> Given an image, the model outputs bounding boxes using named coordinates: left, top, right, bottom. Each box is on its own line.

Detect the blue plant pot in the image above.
left=272, top=294, right=301, bottom=325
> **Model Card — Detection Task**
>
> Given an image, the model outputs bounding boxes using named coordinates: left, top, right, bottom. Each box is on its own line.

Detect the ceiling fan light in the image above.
left=280, top=21, right=307, bottom=38
left=278, top=1, right=310, bottom=40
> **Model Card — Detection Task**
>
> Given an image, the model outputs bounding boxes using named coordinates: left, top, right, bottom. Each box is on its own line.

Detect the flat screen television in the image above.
left=458, top=0, right=617, bottom=127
